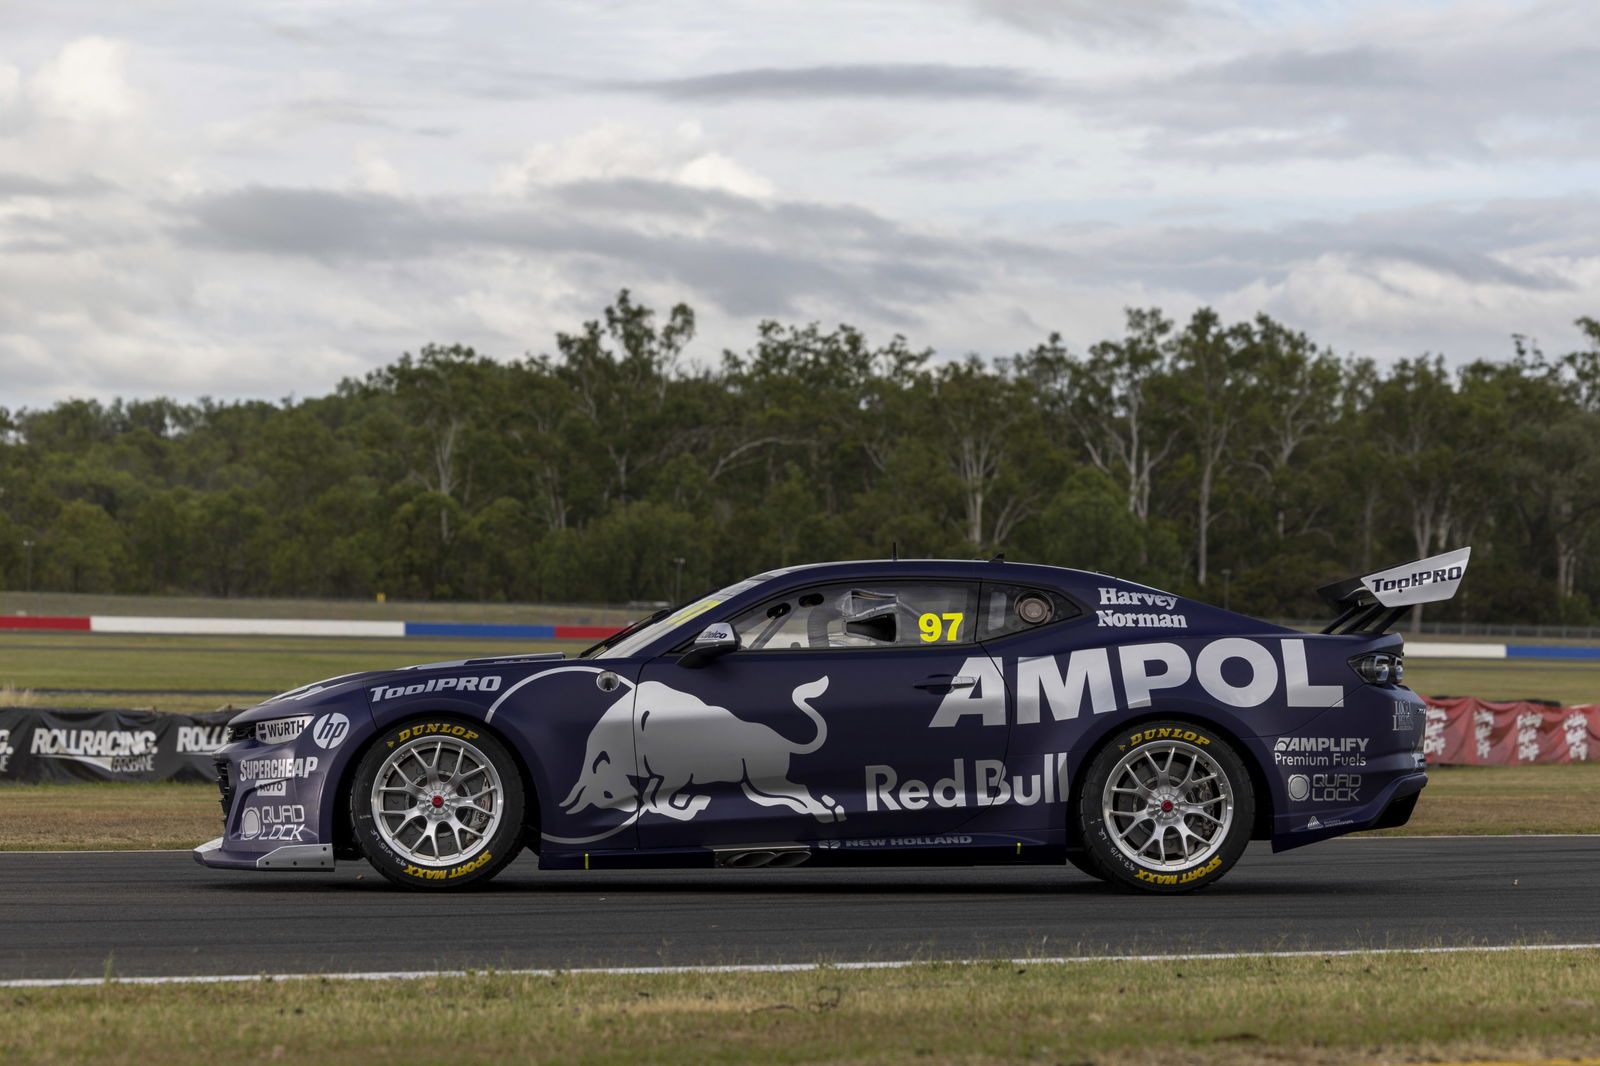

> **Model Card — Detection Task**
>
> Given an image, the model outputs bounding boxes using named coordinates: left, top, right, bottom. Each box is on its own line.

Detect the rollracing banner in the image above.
left=0, top=707, right=233, bottom=783
left=1422, top=698, right=1599, bottom=765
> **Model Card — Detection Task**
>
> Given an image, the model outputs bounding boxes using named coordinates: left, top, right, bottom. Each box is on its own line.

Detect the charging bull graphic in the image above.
left=543, top=676, right=841, bottom=844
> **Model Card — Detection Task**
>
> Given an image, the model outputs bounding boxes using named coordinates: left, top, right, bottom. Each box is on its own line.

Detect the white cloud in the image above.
left=29, top=37, right=140, bottom=123
left=0, top=63, right=20, bottom=114
left=969, top=0, right=1197, bottom=40
left=355, top=142, right=404, bottom=194
left=0, top=0, right=1595, bottom=411
left=495, top=121, right=774, bottom=199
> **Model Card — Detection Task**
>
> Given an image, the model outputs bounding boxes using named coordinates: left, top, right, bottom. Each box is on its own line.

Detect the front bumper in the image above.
left=192, top=837, right=336, bottom=870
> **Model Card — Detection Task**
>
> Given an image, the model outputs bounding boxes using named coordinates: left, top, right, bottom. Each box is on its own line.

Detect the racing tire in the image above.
left=351, top=716, right=526, bottom=890
left=1076, top=720, right=1253, bottom=894
left=1064, top=848, right=1110, bottom=882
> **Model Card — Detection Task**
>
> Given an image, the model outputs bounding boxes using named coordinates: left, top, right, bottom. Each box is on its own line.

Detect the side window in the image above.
left=977, top=582, right=1080, bottom=641
left=729, top=581, right=979, bottom=651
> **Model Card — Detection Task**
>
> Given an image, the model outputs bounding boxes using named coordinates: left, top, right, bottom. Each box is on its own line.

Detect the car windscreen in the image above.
left=582, top=578, right=765, bottom=660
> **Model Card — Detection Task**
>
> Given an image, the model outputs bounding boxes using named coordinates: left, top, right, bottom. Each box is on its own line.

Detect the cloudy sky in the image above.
left=2, top=0, right=1597, bottom=409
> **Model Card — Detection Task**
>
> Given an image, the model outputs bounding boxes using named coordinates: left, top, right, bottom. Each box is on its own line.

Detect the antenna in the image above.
left=892, top=541, right=899, bottom=562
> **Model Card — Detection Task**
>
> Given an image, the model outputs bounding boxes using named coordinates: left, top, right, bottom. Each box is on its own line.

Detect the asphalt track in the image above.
left=3, top=837, right=1597, bottom=981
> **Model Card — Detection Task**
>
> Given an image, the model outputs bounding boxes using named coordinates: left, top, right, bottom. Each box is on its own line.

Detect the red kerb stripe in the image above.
left=553, top=625, right=620, bottom=640
left=0, top=615, right=93, bottom=631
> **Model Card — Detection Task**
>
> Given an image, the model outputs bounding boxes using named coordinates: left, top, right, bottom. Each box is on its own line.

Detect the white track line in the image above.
left=6, top=943, right=1599, bottom=989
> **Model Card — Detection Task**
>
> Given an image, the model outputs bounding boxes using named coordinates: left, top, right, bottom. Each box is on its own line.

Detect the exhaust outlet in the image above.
left=713, top=845, right=812, bottom=869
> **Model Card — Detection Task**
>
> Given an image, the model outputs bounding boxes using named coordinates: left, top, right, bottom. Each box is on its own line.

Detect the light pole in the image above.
left=21, top=539, right=34, bottom=593
left=1221, top=567, right=1232, bottom=612
left=673, top=557, right=686, bottom=604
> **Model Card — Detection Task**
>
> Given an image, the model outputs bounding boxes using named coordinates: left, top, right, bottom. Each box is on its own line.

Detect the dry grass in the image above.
left=2, top=763, right=1597, bottom=852
left=0, top=681, right=36, bottom=706
left=2, top=951, right=1598, bottom=1065
left=3, top=629, right=1599, bottom=850
left=0, top=633, right=558, bottom=705
left=0, top=783, right=221, bottom=851
left=1406, top=658, right=1600, bottom=707
left=1363, top=764, right=1600, bottom=836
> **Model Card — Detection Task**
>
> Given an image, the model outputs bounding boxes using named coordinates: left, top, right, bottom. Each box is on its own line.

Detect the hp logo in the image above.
left=310, top=712, right=351, bottom=750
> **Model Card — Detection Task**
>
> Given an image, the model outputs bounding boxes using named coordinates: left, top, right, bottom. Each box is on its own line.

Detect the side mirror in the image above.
left=678, top=622, right=740, bottom=669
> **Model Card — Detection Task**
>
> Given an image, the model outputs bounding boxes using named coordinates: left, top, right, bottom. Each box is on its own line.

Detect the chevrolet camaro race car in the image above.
left=195, top=548, right=1469, bottom=893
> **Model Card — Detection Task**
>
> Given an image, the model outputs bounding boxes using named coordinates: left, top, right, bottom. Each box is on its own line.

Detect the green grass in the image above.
left=0, top=633, right=571, bottom=712
left=3, top=764, right=1596, bottom=853
left=1404, top=658, right=1600, bottom=706
left=3, top=629, right=1598, bottom=849
left=5, top=632, right=1600, bottom=713
left=1365, top=764, right=1600, bottom=836
left=3, top=952, right=1599, bottom=1065
left=0, top=782, right=222, bottom=850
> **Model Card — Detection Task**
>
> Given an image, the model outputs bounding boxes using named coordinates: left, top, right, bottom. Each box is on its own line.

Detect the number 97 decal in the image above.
left=918, top=612, right=965, bottom=643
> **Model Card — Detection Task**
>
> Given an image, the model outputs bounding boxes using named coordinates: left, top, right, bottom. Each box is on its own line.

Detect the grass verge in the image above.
left=0, top=782, right=222, bottom=851
left=0, top=633, right=569, bottom=712
left=3, top=764, right=1597, bottom=852
left=3, top=952, right=1599, bottom=1065
left=1405, top=658, right=1600, bottom=706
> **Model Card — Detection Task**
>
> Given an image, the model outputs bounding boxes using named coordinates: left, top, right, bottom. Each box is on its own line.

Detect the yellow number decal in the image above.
left=918, top=612, right=965, bottom=642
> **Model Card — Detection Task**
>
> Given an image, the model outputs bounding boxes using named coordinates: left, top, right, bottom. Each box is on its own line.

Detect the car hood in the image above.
left=230, top=652, right=568, bottom=723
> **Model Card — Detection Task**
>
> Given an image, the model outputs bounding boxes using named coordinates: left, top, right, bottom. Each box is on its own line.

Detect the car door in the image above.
left=632, top=579, right=1010, bottom=851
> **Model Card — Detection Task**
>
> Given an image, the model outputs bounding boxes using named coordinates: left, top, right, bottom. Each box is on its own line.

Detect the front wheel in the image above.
left=351, top=717, right=526, bottom=890
left=1076, top=720, right=1253, bottom=893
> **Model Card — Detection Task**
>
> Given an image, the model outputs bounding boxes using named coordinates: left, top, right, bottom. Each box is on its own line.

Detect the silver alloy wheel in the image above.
left=370, top=736, right=505, bottom=866
left=1101, top=739, right=1233, bottom=871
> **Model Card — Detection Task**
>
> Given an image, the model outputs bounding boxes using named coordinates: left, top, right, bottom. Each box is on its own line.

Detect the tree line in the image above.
left=2, top=291, right=1598, bottom=624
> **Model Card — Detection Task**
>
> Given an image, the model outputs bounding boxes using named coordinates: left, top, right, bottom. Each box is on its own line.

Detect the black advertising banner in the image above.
left=0, top=707, right=235, bottom=784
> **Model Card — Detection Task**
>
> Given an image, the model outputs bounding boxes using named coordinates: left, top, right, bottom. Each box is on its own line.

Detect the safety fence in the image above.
left=0, top=706, right=231, bottom=784
left=1422, top=697, right=1597, bottom=765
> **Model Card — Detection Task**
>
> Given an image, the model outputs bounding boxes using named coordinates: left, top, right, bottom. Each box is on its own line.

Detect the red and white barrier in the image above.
left=1423, top=698, right=1598, bottom=765
left=89, top=616, right=406, bottom=637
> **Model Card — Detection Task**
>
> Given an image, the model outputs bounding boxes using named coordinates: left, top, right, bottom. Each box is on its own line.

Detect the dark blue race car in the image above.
left=195, top=548, right=1469, bottom=892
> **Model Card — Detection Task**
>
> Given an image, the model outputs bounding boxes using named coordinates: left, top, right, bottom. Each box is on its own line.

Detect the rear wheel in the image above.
left=1077, top=720, right=1253, bottom=893
left=1064, top=848, right=1109, bottom=882
left=351, top=717, right=525, bottom=889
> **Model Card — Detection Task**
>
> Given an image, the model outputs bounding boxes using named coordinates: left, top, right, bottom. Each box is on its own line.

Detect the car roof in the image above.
left=744, top=557, right=1104, bottom=589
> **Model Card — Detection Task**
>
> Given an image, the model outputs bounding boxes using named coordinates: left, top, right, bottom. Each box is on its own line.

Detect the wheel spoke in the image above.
left=1100, top=737, right=1235, bottom=874
left=368, top=733, right=506, bottom=873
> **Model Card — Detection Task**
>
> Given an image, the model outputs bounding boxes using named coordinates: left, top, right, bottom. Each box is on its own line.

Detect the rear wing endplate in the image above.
left=1318, top=546, right=1471, bottom=634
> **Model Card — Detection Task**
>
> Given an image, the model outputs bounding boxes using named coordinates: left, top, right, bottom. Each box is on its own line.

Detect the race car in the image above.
left=194, top=547, right=1469, bottom=892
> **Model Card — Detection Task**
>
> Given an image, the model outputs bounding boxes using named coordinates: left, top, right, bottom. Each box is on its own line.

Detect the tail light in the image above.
left=1350, top=646, right=1401, bottom=681
left=1350, top=651, right=1404, bottom=685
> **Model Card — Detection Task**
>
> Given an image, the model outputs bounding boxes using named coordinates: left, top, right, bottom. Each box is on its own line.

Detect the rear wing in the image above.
left=1317, top=546, right=1471, bottom=634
